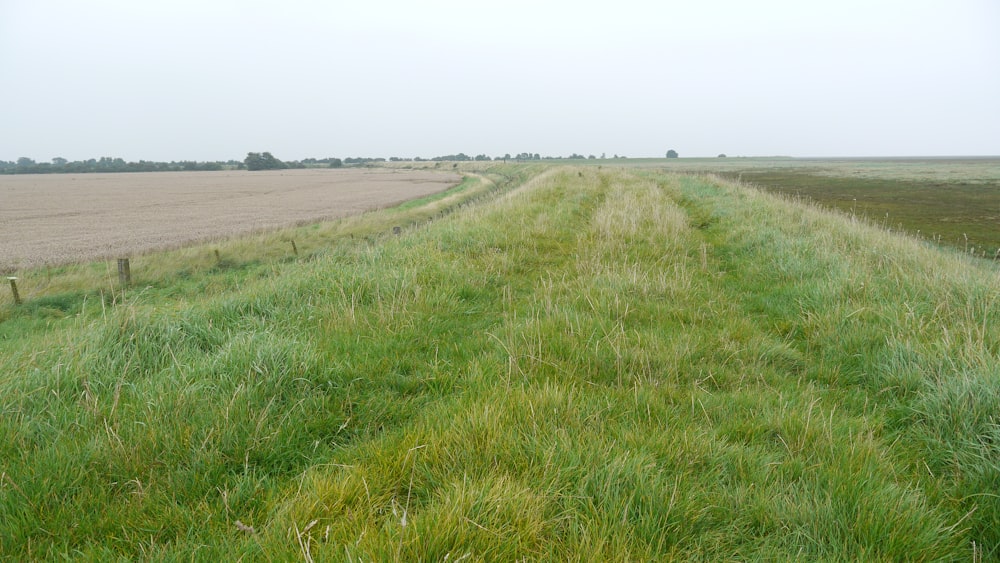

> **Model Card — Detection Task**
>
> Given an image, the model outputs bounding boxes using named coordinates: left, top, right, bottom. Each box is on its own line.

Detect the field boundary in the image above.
left=0, top=167, right=531, bottom=314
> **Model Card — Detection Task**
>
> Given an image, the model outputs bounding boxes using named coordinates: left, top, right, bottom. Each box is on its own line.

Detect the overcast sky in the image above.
left=2, top=0, right=998, bottom=161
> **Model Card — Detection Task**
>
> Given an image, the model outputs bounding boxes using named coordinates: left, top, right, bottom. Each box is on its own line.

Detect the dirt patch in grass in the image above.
left=0, top=168, right=460, bottom=271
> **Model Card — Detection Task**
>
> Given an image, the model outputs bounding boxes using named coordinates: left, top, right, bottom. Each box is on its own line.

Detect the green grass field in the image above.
left=730, top=166, right=1000, bottom=259
left=2, top=164, right=999, bottom=559
left=624, top=156, right=1000, bottom=259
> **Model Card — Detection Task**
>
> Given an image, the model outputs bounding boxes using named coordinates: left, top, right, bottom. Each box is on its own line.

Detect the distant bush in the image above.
left=244, top=152, right=288, bottom=171
left=344, top=157, right=385, bottom=166
left=431, top=153, right=472, bottom=162
left=666, top=149, right=679, bottom=158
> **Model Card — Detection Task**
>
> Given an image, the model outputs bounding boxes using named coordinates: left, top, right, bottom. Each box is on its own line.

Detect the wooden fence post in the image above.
left=117, top=258, right=131, bottom=287
left=7, top=277, right=21, bottom=305
left=291, top=240, right=298, bottom=256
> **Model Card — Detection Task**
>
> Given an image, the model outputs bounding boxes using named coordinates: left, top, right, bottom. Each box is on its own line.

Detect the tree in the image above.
left=244, top=152, right=287, bottom=171
left=718, top=154, right=727, bottom=158
left=430, top=153, right=471, bottom=162
left=666, top=149, right=679, bottom=158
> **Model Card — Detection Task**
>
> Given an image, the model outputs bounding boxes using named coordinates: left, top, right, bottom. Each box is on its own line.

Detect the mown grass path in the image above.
left=1, top=166, right=997, bottom=559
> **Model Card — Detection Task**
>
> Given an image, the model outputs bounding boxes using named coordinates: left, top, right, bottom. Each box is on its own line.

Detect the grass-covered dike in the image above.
left=1, top=166, right=999, bottom=559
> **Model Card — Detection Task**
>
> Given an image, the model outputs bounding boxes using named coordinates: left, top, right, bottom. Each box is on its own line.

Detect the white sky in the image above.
left=1, top=0, right=998, bottom=161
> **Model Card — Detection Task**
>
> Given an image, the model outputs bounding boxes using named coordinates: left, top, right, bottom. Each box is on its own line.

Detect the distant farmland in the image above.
left=631, top=156, right=1000, bottom=258
left=0, top=168, right=460, bottom=271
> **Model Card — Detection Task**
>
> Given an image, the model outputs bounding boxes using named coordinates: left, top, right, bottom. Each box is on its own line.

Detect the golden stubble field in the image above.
left=0, top=168, right=460, bottom=271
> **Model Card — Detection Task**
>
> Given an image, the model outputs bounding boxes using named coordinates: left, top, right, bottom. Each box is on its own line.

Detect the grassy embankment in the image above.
left=1, top=165, right=999, bottom=559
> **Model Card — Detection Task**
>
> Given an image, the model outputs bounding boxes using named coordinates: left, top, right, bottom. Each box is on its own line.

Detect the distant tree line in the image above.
left=245, top=152, right=300, bottom=171
left=301, top=157, right=343, bottom=168
left=343, top=157, right=384, bottom=165
left=0, top=153, right=342, bottom=175
left=0, top=156, right=237, bottom=174
left=387, top=152, right=639, bottom=162
left=2, top=149, right=688, bottom=175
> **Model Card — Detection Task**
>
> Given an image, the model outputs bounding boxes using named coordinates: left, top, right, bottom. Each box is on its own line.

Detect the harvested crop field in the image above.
left=0, top=168, right=460, bottom=271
